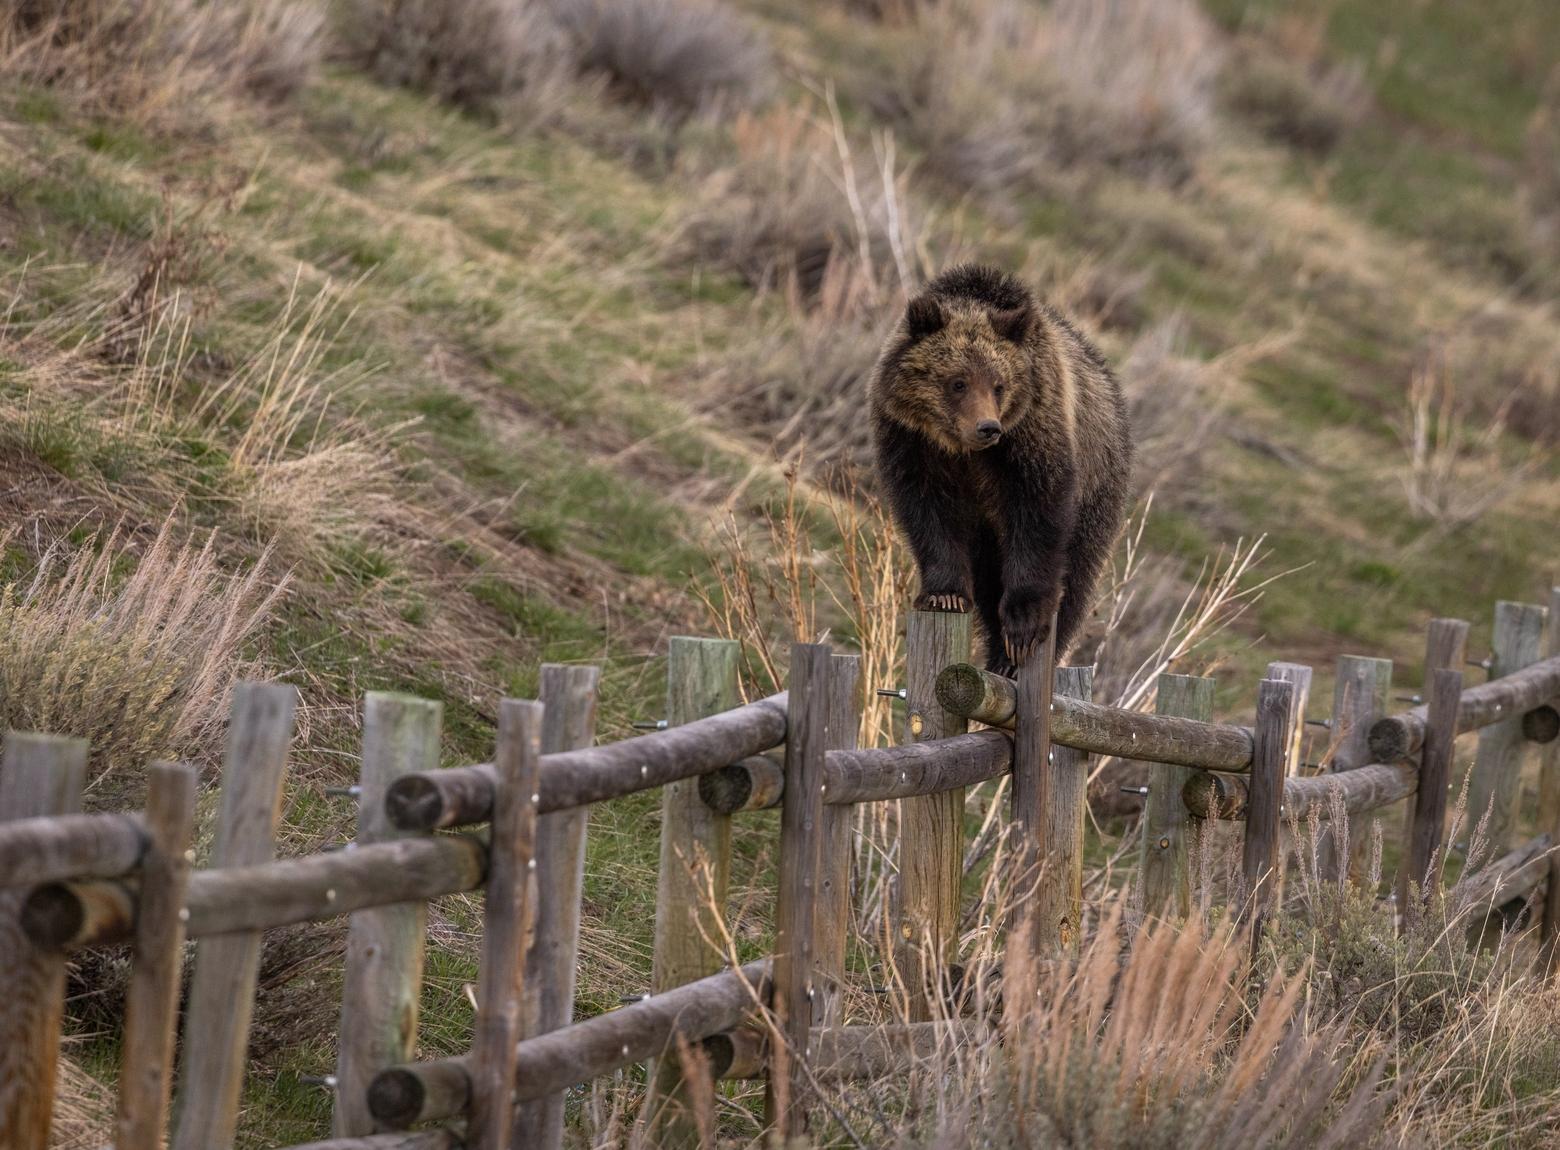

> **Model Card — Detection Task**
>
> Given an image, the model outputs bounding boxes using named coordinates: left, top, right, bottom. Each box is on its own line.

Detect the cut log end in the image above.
left=934, top=662, right=990, bottom=718
left=384, top=775, right=446, bottom=832
left=19, top=882, right=87, bottom=950
left=1522, top=704, right=1560, bottom=745
left=367, top=1068, right=428, bottom=1129
left=1367, top=716, right=1413, bottom=763
left=698, top=765, right=754, bottom=816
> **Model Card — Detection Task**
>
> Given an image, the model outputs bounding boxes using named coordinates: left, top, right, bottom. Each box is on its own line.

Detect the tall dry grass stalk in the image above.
left=0, top=517, right=285, bottom=791
left=2, top=0, right=323, bottom=122
left=1399, top=342, right=1536, bottom=527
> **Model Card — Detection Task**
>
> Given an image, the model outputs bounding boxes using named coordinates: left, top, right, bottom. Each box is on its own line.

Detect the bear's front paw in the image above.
left=915, top=588, right=971, bottom=613
left=999, top=586, right=1059, bottom=667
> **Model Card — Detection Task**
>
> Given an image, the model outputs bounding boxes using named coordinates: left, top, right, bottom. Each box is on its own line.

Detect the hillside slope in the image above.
left=2, top=0, right=1558, bottom=1143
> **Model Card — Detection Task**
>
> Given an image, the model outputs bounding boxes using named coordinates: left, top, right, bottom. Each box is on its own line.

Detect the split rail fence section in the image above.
left=2, top=594, right=1560, bottom=1148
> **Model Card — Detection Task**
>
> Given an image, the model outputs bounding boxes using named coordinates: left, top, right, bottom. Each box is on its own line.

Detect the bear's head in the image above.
left=877, top=292, right=1036, bottom=454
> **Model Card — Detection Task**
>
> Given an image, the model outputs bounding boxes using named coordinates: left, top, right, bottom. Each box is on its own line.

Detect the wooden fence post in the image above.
left=334, top=694, right=445, bottom=1137
left=115, top=761, right=198, bottom=1150
left=767, top=642, right=831, bottom=1140
left=1038, top=666, right=1092, bottom=954
left=1243, top=678, right=1294, bottom=956
left=1141, top=674, right=1215, bottom=919
left=892, top=611, right=971, bottom=1017
left=649, top=637, right=741, bottom=1147
left=817, top=653, right=861, bottom=1028
left=1402, top=669, right=1463, bottom=920
left=1468, top=602, right=1547, bottom=854
left=515, top=664, right=601, bottom=1150
left=173, top=682, right=298, bottom=1150
left=1539, top=588, right=1560, bottom=976
left=1007, top=623, right=1057, bottom=959
left=1319, top=655, right=1392, bottom=883
left=0, top=732, right=88, bottom=1150
left=467, top=699, right=544, bottom=1150
left=1264, top=662, right=1312, bottom=776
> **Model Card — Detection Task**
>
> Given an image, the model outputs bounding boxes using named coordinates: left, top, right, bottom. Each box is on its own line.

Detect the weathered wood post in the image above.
left=1007, top=624, right=1057, bottom=958
left=1318, top=655, right=1393, bottom=883
left=649, top=637, right=741, bottom=1146
left=467, top=699, right=544, bottom=1150
left=1037, top=666, right=1091, bottom=954
left=1140, top=674, right=1215, bottom=919
left=0, top=732, right=88, bottom=1150
left=1243, top=679, right=1294, bottom=956
left=114, top=761, right=198, bottom=1150
left=1402, top=669, right=1463, bottom=920
left=767, top=642, right=831, bottom=1139
left=892, top=610, right=971, bottom=1017
left=1468, top=602, right=1548, bottom=854
left=173, top=681, right=298, bottom=1150
left=515, top=663, right=601, bottom=1150
left=816, top=653, right=861, bottom=1028
left=334, top=694, right=445, bottom=1137
left=1264, top=662, right=1312, bottom=776
left=1541, top=589, right=1560, bottom=975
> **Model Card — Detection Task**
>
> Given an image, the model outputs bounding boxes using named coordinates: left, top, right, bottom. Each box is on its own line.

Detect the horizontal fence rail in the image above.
left=1369, top=653, right=1560, bottom=762
left=385, top=694, right=788, bottom=830
left=4, top=592, right=1560, bottom=1150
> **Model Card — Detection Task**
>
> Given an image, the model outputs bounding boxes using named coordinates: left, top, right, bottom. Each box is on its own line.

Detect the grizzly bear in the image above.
left=869, top=264, right=1132, bottom=674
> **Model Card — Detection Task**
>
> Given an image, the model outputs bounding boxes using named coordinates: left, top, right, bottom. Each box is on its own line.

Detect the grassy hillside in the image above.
left=2, top=0, right=1558, bottom=1145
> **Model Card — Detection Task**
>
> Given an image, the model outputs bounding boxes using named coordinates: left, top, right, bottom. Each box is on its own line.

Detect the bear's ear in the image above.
left=987, top=304, right=1034, bottom=344
left=905, top=293, right=946, bottom=342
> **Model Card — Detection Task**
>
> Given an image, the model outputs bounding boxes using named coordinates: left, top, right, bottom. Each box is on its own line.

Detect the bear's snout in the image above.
left=975, top=420, right=1002, bottom=446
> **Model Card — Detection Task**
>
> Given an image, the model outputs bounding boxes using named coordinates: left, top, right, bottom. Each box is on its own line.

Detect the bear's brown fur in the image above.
left=869, top=264, right=1132, bottom=671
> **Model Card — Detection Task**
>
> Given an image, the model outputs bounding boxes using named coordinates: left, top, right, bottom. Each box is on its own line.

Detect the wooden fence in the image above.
left=2, top=592, right=1560, bottom=1148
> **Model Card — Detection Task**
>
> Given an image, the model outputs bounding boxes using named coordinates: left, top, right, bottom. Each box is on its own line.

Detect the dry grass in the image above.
left=2, top=0, right=323, bottom=122
left=865, top=0, right=1224, bottom=193
left=0, top=517, right=285, bottom=793
left=337, top=0, right=568, bottom=114
left=1398, top=341, right=1536, bottom=528
left=550, top=0, right=771, bottom=116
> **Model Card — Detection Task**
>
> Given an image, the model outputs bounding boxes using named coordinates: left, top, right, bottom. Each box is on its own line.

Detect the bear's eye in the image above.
left=994, top=385, right=1004, bottom=401
left=950, top=379, right=966, bottom=395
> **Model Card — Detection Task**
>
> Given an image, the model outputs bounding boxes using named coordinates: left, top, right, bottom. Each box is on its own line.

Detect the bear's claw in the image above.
left=915, top=591, right=970, bottom=613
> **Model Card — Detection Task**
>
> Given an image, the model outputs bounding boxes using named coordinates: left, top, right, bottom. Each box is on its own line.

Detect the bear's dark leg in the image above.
left=1053, top=493, right=1126, bottom=658
left=971, top=527, right=1008, bottom=673
left=994, top=454, right=1078, bottom=666
left=877, top=422, right=976, bottom=612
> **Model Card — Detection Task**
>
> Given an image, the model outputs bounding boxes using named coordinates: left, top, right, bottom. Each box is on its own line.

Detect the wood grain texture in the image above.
left=515, top=664, right=601, bottom=1150
left=698, top=755, right=785, bottom=814
left=24, top=836, right=488, bottom=949
left=1035, top=666, right=1091, bottom=955
left=1468, top=602, right=1548, bottom=854
left=815, top=654, right=860, bottom=1029
left=1402, top=669, right=1463, bottom=916
left=766, top=643, right=831, bottom=1138
left=0, top=811, right=144, bottom=888
left=334, top=694, right=444, bottom=1137
left=1264, top=662, right=1313, bottom=776
left=0, top=731, right=88, bottom=1150
left=1242, top=679, right=1294, bottom=952
left=1140, top=675, right=1215, bottom=919
left=467, top=698, right=544, bottom=1150
left=893, top=611, right=971, bottom=1018
left=937, top=663, right=1255, bottom=770
left=384, top=692, right=786, bottom=830
left=1008, top=626, right=1057, bottom=958
left=1319, top=656, right=1393, bottom=883
left=173, top=681, right=297, bottom=1150
left=650, top=638, right=741, bottom=1149
left=1185, top=762, right=1418, bottom=821
left=372, top=963, right=771, bottom=1128
left=1540, top=590, right=1560, bottom=975
left=115, top=762, right=198, bottom=1150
